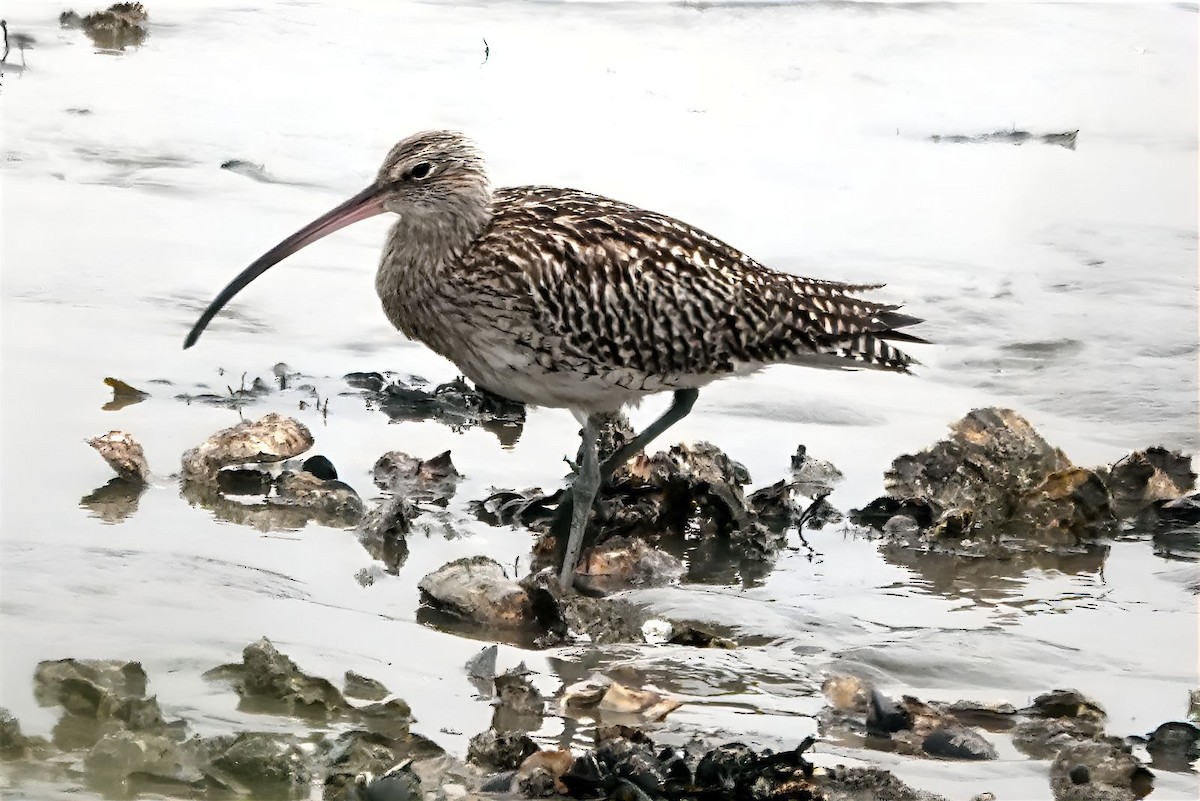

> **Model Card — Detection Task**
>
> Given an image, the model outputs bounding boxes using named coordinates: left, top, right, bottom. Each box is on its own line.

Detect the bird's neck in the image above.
left=375, top=193, right=493, bottom=332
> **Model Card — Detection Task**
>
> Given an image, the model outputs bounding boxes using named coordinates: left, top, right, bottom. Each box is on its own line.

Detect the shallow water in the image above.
left=1, top=1, right=1197, bottom=799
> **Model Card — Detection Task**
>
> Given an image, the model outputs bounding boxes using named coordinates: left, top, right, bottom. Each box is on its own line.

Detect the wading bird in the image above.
left=185, top=130, right=924, bottom=590
left=1, top=20, right=36, bottom=66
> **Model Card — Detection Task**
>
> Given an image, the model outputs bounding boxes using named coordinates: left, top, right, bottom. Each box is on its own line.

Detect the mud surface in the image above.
left=1, top=2, right=1197, bottom=800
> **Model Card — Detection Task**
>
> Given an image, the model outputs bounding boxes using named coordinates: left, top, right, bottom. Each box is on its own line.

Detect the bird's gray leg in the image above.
left=558, top=413, right=599, bottom=591
left=599, top=388, right=699, bottom=481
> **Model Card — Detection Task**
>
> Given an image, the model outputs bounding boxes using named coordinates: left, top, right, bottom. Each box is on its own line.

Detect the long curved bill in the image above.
left=183, top=184, right=387, bottom=349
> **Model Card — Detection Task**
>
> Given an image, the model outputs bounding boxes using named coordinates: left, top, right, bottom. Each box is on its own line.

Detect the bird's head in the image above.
left=374, top=129, right=490, bottom=217
left=183, top=130, right=490, bottom=349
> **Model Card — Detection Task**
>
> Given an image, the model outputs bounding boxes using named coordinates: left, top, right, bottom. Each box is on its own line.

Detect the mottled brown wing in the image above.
left=474, top=186, right=923, bottom=378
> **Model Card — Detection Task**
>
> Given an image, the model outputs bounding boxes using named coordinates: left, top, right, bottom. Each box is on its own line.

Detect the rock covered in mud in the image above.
left=1049, top=740, right=1153, bottom=801
left=87, top=431, right=150, bottom=483
left=418, top=556, right=533, bottom=628
left=182, top=413, right=313, bottom=483
left=855, top=408, right=1120, bottom=554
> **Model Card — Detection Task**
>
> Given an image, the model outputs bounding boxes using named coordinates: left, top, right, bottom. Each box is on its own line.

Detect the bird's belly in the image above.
left=451, top=338, right=656, bottom=413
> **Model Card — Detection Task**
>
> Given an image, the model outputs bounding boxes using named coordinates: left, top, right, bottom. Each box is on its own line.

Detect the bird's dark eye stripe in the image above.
left=408, top=162, right=432, bottom=180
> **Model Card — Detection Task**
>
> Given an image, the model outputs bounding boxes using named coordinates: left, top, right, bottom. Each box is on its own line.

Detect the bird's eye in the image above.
left=407, top=162, right=433, bottom=181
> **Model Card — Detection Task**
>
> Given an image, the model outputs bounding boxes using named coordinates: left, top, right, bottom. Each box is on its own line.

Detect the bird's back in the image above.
left=458, top=186, right=923, bottom=392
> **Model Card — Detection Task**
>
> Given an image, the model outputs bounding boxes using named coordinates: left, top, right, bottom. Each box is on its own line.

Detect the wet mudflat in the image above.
left=1, top=1, right=1197, bottom=799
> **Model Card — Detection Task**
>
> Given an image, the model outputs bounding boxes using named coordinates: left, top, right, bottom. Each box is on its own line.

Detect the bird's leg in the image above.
left=549, top=389, right=699, bottom=579
left=599, top=388, right=698, bottom=482
left=558, top=414, right=600, bottom=591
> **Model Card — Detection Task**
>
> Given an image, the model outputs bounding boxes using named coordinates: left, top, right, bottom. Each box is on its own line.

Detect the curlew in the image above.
left=185, top=130, right=925, bottom=590
left=1, top=20, right=35, bottom=67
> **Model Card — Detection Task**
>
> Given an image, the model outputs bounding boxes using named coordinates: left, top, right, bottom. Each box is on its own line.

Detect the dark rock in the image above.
left=866, top=689, right=911, bottom=734
left=216, top=467, right=274, bottom=496
left=207, top=732, right=311, bottom=795
left=418, top=556, right=533, bottom=628
left=1049, top=740, right=1153, bottom=801
left=1144, top=720, right=1200, bottom=770
left=666, top=623, right=737, bottom=649
left=352, top=759, right=422, bottom=801
left=695, top=742, right=757, bottom=792
left=345, top=372, right=387, bottom=392
left=303, top=454, right=339, bottom=481
left=351, top=374, right=525, bottom=445
left=466, top=729, right=539, bottom=770
left=344, top=671, right=389, bottom=702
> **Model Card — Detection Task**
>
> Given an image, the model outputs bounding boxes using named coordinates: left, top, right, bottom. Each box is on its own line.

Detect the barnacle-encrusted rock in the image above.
left=182, top=413, right=313, bottom=483
left=87, top=431, right=150, bottom=483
